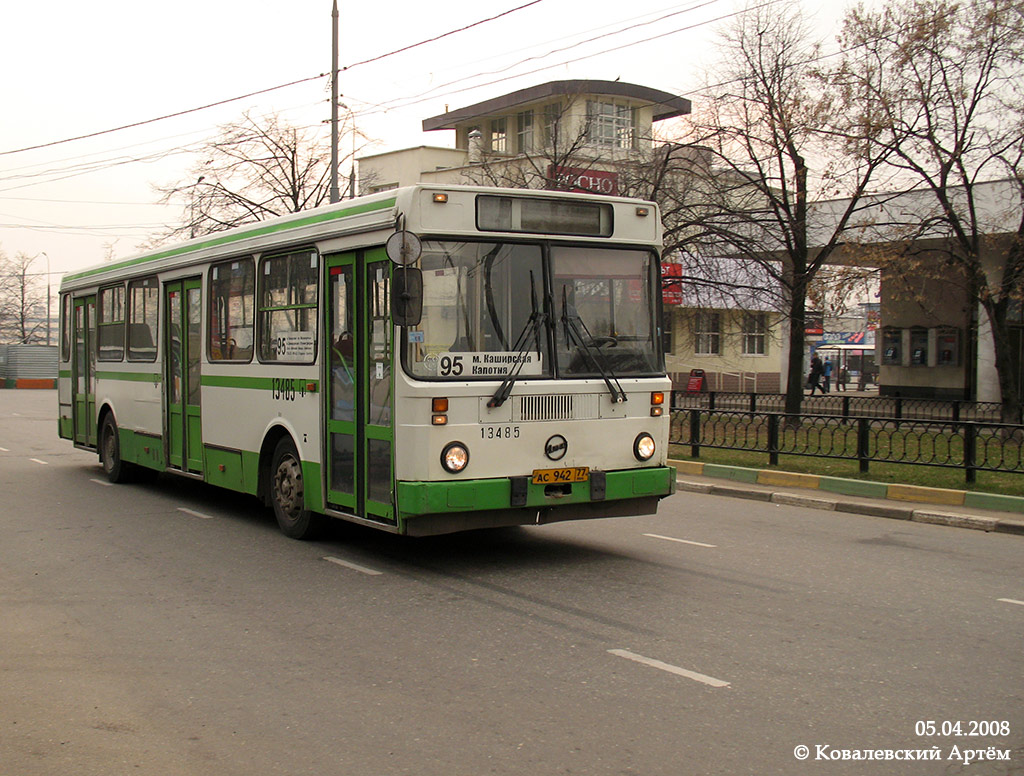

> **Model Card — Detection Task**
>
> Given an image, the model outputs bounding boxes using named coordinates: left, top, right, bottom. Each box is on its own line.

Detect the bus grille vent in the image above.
left=517, top=394, right=599, bottom=421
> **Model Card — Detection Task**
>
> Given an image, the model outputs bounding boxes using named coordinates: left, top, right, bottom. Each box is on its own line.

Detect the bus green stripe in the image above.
left=201, top=375, right=319, bottom=391
left=95, top=370, right=160, bottom=382
left=64, top=197, right=397, bottom=283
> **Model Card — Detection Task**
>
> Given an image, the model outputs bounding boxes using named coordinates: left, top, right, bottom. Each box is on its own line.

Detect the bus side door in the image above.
left=72, top=295, right=97, bottom=447
left=324, top=250, right=394, bottom=522
left=165, top=278, right=203, bottom=474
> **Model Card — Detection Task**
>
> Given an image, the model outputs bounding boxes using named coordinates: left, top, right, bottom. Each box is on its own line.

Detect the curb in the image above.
left=670, top=459, right=1024, bottom=536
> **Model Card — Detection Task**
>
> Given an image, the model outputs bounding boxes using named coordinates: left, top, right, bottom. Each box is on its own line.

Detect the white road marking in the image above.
left=0, top=446, right=9, bottom=452
left=90, top=478, right=113, bottom=487
left=643, top=533, right=717, bottom=548
left=608, top=649, right=730, bottom=688
left=177, top=507, right=214, bottom=520
left=997, top=598, right=1024, bottom=607
left=30, top=458, right=48, bottom=465
left=324, top=556, right=383, bottom=576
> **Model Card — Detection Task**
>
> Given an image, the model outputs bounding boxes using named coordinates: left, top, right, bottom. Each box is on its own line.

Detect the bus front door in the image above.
left=325, top=251, right=394, bottom=523
left=165, top=278, right=203, bottom=474
left=72, top=295, right=97, bottom=447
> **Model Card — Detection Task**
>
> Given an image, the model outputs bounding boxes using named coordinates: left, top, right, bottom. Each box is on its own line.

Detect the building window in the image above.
left=98, top=284, right=125, bottom=361
left=543, top=104, right=561, bottom=148
left=742, top=313, right=767, bottom=355
left=490, top=117, right=507, bottom=153
left=586, top=101, right=636, bottom=149
left=662, top=310, right=674, bottom=356
left=516, top=110, right=534, bottom=153
left=694, top=311, right=720, bottom=355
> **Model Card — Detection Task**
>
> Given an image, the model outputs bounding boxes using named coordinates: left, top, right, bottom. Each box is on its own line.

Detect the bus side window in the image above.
left=258, top=250, right=318, bottom=363
left=208, top=258, right=254, bottom=362
left=127, top=277, right=159, bottom=362
left=60, top=293, right=72, bottom=362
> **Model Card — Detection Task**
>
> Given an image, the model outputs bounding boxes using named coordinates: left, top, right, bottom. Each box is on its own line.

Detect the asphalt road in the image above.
left=1, top=390, right=1022, bottom=776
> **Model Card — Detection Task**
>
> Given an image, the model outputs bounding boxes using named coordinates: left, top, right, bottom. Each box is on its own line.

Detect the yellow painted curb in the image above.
left=887, top=483, right=965, bottom=506
left=758, top=470, right=821, bottom=489
left=671, top=459, right=705, bottom=476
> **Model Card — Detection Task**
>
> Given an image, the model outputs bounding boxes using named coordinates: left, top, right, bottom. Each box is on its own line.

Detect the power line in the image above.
left=341, top=0, right=546, bottom=71
left=0, top=1, right=548, bottom=160
left=0, top=74, right=328, bottom=159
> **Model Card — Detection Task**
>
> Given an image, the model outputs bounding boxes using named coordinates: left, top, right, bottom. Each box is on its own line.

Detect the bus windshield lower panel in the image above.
left=401, top=241, right=661, bottom=381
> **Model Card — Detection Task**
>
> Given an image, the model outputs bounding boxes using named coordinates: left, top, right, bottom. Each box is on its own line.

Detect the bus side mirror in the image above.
left=392, top=267, right=423, bottom=327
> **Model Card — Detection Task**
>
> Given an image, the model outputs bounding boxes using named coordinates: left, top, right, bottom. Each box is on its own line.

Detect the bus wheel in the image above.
left=270, top=437, right=322, bottom=540
left=100, top=415, right=132, bottom=483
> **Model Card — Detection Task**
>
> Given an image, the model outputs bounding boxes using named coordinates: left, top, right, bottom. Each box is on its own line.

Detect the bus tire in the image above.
left=270, top=437, right=322, bottom=540
left=100, top=414, right=133, bottom=483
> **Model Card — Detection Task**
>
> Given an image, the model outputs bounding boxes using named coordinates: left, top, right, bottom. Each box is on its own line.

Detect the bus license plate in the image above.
left=532, top=467, right=589, bottom=485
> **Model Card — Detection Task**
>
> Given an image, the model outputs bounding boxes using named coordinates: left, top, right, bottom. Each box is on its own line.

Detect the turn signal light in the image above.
left=432, top=397, right=449, bottom=412
left=432, top=192, right=449, bottom=204
left=651, top=391, right=664, bottom=405
left=432, top=415, right=448, bottom=426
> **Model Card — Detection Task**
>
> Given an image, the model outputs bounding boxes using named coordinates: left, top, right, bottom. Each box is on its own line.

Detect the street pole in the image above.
left=329, top=0, right=340, bottom=204
left=43, top=252, right=50, bottom=346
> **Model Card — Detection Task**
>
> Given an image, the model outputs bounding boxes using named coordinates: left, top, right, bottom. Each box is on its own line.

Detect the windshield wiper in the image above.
left=487, top=272, right=546, bottom=409
left=560, top=287, right=627, bottom=404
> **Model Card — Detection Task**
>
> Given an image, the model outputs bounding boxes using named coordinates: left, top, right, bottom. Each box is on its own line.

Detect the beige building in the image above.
left=358, top=79, right=691, bottom=194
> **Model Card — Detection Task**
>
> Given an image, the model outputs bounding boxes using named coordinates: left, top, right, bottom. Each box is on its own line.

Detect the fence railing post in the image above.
left=963, top=422, right=977, bottom=484
left=767, top=412, right=779, bottom=467
left=750, top=392, right=757, bottom=413
left=857, top=417, right=870, bottom=474
left=689, top=408, right=701, bottom=459
left=708, top=391, right=716, bottom=411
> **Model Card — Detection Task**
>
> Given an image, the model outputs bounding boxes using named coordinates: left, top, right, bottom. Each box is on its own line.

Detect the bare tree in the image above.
left=0, top=250, right=47, bottom=344
left=837, top=0, right=1024, bottom=420
left=152, top=110, right=364, bottom=244
left=665, top=1, right=891, bottom=415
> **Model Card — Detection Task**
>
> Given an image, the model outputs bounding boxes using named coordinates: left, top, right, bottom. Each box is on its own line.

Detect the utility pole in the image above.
left=329, top=0, right=341, bottom=204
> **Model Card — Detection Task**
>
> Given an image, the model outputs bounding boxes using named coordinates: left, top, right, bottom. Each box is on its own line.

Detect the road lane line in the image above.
left=177, top=507, right=214, bottom=520
left=608, top=649, right=730, bottom=688
left=324, top=556, right=383, bottom=576
left=30, top=458, right=48, bottom=465
left=998, top=598, right=1024, bottom=607
left=90, top=478, right=113, bottom=487
left=0, top=446, right=9, bottom=451
left=643, top=533, right=717, bottom=548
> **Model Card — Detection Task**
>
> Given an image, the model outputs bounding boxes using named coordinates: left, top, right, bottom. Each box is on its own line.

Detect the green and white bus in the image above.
left=58, top=184, right=675, bottom=538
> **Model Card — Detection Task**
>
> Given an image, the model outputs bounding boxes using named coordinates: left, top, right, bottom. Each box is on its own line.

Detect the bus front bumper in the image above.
left=395, top=466, right=676, bottom=536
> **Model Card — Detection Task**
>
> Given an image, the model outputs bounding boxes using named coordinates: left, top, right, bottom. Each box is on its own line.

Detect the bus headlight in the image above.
left=441, top=442, right=470, bottom=473
left=633, top=433, right=656, bottom=461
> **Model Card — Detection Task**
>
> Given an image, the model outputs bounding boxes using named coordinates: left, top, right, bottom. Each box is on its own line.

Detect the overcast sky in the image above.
left=0, top=0, right=854, bottom=278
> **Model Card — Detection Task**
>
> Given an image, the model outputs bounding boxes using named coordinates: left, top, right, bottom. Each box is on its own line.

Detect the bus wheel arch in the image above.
left=259, top=428, right=323, bottom=540
left=99, top=408, right=132, bottom=483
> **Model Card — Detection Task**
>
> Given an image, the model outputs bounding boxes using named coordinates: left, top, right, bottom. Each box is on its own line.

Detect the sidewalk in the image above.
left=669, top=458, right=1024, bottom=536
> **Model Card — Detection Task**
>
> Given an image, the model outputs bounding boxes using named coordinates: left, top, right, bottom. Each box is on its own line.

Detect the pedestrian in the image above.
left=807, top=354, right=824, bottom=395
left=823, top=356, right=833, bottom=393
left=838, top=366, right=848, bottom=391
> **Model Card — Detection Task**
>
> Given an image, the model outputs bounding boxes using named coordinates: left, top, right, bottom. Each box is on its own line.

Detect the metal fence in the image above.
left=669, top=408, right=1024, bottom=483
left=672, top=391, right=1010, bottom=423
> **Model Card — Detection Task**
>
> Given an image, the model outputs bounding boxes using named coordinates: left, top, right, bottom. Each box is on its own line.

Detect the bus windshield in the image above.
left=401, top=241, right=662, bottom=380
left=552, top=246, right=661, bottom=378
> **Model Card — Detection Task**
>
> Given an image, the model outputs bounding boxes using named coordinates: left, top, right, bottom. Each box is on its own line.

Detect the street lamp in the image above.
left=42, top=251, right=49, bottom=346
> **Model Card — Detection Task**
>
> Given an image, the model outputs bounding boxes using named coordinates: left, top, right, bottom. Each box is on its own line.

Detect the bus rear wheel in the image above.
left=270, top=437, right=323, bottom=540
